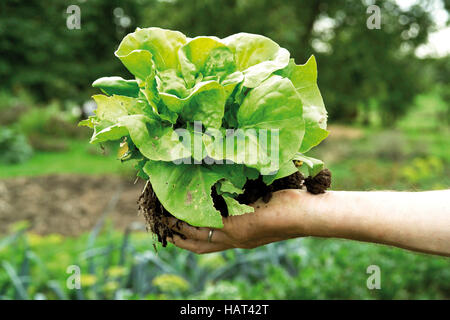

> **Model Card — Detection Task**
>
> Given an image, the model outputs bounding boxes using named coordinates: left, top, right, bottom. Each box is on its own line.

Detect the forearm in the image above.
left=290, top=190, right=450, bottom=256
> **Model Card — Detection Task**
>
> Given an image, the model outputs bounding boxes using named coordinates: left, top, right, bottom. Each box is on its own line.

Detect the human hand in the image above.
left=165, top=189, right=309, bottom=254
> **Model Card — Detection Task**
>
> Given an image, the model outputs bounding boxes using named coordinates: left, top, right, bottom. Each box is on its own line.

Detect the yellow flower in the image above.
left=103, top=281, right=119, bottom=292
left=44, top=234, right=63, bottom=245
left=81, top=274, right=98, bottom=287
left=152, top=274, right=189, bottom=292
left=198, top=252, right=226, bottom=269
left=108, top=266, right=127, bottom=277
left=27, top=233, right=44, bottom=246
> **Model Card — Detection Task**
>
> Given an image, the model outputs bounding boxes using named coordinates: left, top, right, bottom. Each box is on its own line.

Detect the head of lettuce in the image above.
left=80, top=27, right=330, bottom=229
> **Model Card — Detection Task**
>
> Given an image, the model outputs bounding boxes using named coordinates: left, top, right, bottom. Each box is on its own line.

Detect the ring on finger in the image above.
left=207, top=229, right=214, bottom=243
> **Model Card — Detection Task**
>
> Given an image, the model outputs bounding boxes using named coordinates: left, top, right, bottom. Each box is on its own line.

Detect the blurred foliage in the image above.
left=0, top=89, right=87, bottom=157
left=15, top=102, right=84, bottom=151
left=401, top=156, right=444, bottom=184
left=398, top=86, right=449, bottom=130
left=0, top=128, right=33, bottom=164
left=351, top=130, right=410, bottom=161
left=0, top=90, right=34, bottom=126
left=0, top=0, right=448, bottom=125
left=0, top=0, right=139, bottom=102
left=307, top=91, right=450, bottom=191
left=0, top=139, right=135, bottom=178
left=0, top=222, right=449, bottom=300
left=16, top=103, right=79, bottom=138
left=0, top=0, right=449, bottom=301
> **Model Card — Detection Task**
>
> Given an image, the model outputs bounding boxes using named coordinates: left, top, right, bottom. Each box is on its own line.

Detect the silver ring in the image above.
left=208, top=229, right=214, bottom=243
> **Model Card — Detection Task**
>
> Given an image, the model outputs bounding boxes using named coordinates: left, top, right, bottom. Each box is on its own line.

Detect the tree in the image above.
left=137, top=0, right=441, bottom=125
left=0, top=0, right=142, bottom=102
left=1, top=0, right=445, bottom=126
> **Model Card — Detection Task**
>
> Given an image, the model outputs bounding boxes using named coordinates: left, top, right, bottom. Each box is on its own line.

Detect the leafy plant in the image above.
left=80, top=27, right=329, bottom=228
left=0, top=127, right=33, bottom=164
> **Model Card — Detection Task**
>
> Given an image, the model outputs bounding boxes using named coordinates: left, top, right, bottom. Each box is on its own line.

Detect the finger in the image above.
left=168, top=234, right=231, bottom=254
left=166, top=217, right=228, bottom=243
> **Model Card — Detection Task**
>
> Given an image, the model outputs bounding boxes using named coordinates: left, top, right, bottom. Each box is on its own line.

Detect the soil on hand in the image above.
left=304, top=169, right=332, bottom=194
left=142, top=167, right=332, bottom=246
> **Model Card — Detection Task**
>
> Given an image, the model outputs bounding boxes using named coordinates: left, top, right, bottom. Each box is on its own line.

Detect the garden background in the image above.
left=0, top=0, right=449, bottom=299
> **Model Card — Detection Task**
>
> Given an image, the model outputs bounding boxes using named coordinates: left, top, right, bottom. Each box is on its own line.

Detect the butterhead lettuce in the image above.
left=80, top=27, right=329, bottom=228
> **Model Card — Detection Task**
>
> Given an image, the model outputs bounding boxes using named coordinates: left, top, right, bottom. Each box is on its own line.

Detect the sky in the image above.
left=396, top=0, right=450, bottom=57
left=312, top=0, right=449, bottom=57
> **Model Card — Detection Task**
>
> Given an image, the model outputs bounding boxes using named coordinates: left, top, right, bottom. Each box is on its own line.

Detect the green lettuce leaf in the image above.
left=293, top=153, right=324, bottom=177
left=223, top=33, right=290, bottom=88
left=92, top=77, right=139, bottom=97
left=178, top=37, right=236, bottom=86
left=208, top=163, right=247, bottom=189
left=90, top=123, right=129, bottom=144
left=86, top=94, right=156, bottom=144
left=216, top=179, right=244, bottom=195
left=262, top=160, right=298, bottom=185
left=237, top=74, right=304, bottom=174
left=141, top=71, right=179, bottom=124
left=203, top=75, right=305, bottom=175
left=159, top=80, right=227, bottom=129
left=144, top=161, right=236, bottom=228
left=115, top=27, right=187, bottom=79
left=119, top=115, right=190, bottom=162
left=277, top=55, right=329, bottom=152
left=222, top=194, right=254, bottom=216
left=92, top=94, right=151, bottom=122
left=156, top=69, right=189, bottom=99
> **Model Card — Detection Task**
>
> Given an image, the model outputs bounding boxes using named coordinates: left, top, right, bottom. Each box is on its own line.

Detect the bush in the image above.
left=0, top=90, right=34, bottom=126
left=15, top=103, right=86, bottom=151
left=0, top=127, right=33, bottom=164
left=17, top=103, right=80, bottom=138
left=351, top=130, right=409, bottom=161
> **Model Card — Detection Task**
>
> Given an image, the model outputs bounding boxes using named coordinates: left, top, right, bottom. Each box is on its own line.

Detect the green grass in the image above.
left=0, top=140, right=134, bottom=178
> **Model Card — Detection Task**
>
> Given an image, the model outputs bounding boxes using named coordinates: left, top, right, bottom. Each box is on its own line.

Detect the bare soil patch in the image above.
left=0, top=175, right=145, bottom=236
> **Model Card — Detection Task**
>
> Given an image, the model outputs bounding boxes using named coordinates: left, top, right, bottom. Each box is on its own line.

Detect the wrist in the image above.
left=250, top=189, right=348, bottom=241
left=285, top=190, right=348, bottom=239
left=266, top=189, right=317, bottom=238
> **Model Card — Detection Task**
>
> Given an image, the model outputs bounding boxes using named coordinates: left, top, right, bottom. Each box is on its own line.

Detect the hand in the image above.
left=166, top=189, right=308, bottom=254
